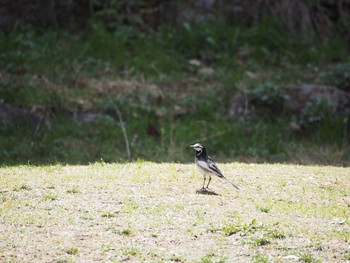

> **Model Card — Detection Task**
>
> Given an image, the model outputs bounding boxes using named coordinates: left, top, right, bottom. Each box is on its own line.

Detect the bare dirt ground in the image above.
left=0, top=162, right=349, bottom=262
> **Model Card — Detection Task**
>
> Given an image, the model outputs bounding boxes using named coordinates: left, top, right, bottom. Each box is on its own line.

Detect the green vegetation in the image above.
left=0, top=18, right=349, bottom=165
left=251, top=252, right=269, bottom=263
left=120, top=226, right=132, bottom=236
left=43, top=192, right=58, bottom=201
left=65, top=247, right=79, bottom=256
left=0, top=13, right=349, bottom=262
left=298, top=251, right=321, bottom=263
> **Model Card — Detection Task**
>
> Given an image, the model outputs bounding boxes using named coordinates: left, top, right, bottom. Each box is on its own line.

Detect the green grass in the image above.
left=0, top=19, right=349, bottom=165
left=298, top=251, right=321, bottom=263
left=0, top=162, right=349, bottom=262
left=251, top=252, right=269, bottom=263
left=65, top=247, right=79, bottom=255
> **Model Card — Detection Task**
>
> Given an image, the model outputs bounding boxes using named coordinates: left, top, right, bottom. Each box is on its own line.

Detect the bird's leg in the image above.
left=202, top=175, right=206, bottom=189
left=206, top=175, right=211, bottom=189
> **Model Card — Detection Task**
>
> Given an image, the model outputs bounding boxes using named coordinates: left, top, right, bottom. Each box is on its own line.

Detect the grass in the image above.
left=298, top=251, right=321, bottom=263
left=0, top=21, right=349, bottom=261
left=0, top=20, right=349, bottom=165
left=251, top=252, right=269, bottom=263
left=0, top=162, right=349, bottom=262
left=65, top=247, right=79, bottom=255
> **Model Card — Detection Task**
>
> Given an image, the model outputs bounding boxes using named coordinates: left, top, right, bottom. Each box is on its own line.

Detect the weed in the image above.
left=65, top=247, right=79, bottom=255
left=101, top=212, right=116, bottom=218
left=0, top=195, right=6, bottom=203
left=267, top=230, right=286, bottom=239
left=120, top=226, right=132, bottom=236
left=344, top=253, right=350, bottom=260
left=200, top=252, right=226, bottom=263
left=254, top=237, right=270, bottom=246
left=66, top=187, right=79, bottom=194
left=201, top=254, right=215, bottom=263
left=43, top=193, right=57, bottom=201
left=122, top=246, right=142, bottom=257
left=170, top=254, right=185, bottom=262
left=247, top=82, right=284, bottom=112
left=257, top=206, right=272, bottom=213
left=13, top=183, right=32, bottom=191
left=120, top=198, right=139, bottom=214
left=246, top=236, right=271, bottom=247
left=317, top=62, right=350, bottom=91
left=207, top=223, right=218, bottom=233
left=222, top=219, right=262, bottom=236
left=251, top=252, right=269, bottom=263
left=315, top=242, right=323, bottom=251
left=298, top=251, right=320, bottom=263
left=56, top=257, right=74, bottom=263
left=333, top=228, right=350, bottom=243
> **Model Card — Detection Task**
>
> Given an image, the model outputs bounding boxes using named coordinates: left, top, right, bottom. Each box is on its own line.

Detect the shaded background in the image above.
left=0, top=0, right=349, bottom=165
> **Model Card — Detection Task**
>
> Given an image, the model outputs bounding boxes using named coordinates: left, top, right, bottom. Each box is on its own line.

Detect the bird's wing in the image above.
left=208, top=156, right=240, bottom=190
left=207, top=156, right=224, bottom=176
left=197, top=156, right=224, bottom=177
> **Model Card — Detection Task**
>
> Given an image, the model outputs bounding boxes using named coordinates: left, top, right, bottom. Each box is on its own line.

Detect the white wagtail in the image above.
left=190, top=143, right=239, bottom=190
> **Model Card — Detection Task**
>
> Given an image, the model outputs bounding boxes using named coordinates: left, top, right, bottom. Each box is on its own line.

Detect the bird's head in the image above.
left=189, top=143, right=205, bottom=152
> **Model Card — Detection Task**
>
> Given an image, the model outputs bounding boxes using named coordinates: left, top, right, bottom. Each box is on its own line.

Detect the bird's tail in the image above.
left=222, top=176, right=240, bottom=190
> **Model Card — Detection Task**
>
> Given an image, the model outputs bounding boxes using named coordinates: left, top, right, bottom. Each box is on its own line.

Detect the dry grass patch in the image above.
left=0, top=162, right=349, bottom=262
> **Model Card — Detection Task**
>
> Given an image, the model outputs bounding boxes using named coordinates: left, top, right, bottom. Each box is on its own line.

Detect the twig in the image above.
left=114, top=104, right=131, bottom=159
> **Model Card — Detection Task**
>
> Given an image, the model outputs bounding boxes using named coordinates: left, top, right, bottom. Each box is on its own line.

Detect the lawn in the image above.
left=0, top=162, right=349, bottom=262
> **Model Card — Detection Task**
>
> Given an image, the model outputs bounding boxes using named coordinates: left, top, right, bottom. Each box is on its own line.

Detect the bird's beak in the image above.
left=189, top=144, right=195, bottom=148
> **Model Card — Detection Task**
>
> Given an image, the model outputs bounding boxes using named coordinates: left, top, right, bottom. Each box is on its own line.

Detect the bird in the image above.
left=189, top=143, right=239, bottom=190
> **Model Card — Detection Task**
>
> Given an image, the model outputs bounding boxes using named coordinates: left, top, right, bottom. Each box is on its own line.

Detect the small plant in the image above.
left=200, top=252, right=226, bottom=263
left=251, top=252, right=269, bottom=263
left=0, top=195, right=6, bottom=203
left=247, top=236, right=271, bottom=247
left=56, top=257, right=74, bottom=263
left=207, top=223, right=218, bottom=233
left=298, top=251, right=319, bottom=263
left=201, top=253, right=215, bottom=263
left=65, top=247, right=79, bottom=255
left=170, top=254, right=185, bottom=262
left=101, top=212, right=116, bottom=218
left=222, top=219, right=262, bottom=236
left=254, top=237, right=271, bottom=246
left=298, top=98, right=333, bottom=126
left=67, top=187, right=79, bottom=194
left=334, top=228, right=350, bottom=243
left=122, top=246, right=142, bottom=257
left=317, top=62, right=350, bottom=91
left=247, top=82, right=285, bottom=112
left=268, top=229, right=286, bottom=239
left=43, top=193, right=57, bottom=201
left=13, top=183, right=32, bottom=191
left=315, top=242, right=323, bottom=251
left=120, top=226, right=132, bottom=236
left=257, top=205, right=271, bottom=213
left=344, top=253, right=350, bottom=260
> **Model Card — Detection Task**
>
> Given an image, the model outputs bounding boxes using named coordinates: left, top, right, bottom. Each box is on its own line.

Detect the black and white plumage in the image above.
left=190, top=143, right=239, bottom=190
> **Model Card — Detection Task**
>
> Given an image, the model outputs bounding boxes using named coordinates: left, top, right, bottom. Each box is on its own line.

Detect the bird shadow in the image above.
left=195, top=188, right=220, bottom=196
